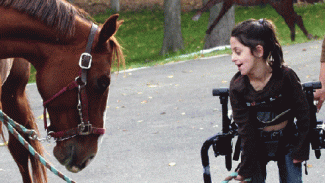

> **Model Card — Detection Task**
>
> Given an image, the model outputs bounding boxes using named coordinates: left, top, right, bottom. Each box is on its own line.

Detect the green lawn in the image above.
left=29, top=3, right=325, bottom=82
left=96, top=3, right=325, bottom=70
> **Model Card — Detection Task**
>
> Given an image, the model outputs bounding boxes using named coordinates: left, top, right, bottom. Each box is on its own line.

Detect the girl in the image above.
left=228, top=19, right=310, bottom=182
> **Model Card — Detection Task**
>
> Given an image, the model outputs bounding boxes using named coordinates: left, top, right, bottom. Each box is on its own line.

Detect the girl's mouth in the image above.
left=237, top=63, right=243, bottom=70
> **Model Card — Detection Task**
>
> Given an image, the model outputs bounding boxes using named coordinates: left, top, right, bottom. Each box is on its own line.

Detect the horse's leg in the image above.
left=287, top=0, right=313, bottom=39
left=2, top=58, right=47, bottom=183
left=269, top=1, right=297, bottom=41
left=192, top=0, right=224, bottom=21
left=270, top=0, right=312, bottom=41
left=294, top=9, right=314, bottom=39
left=2, top=58, right=32, bottom=182
left=0, top=74, right=3, bottom=143
left=206, top=1, right=233, bottom=34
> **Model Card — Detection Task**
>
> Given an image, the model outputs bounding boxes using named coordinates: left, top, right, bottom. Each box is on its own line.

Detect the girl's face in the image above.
left=230, top=37, right=260, bottom=76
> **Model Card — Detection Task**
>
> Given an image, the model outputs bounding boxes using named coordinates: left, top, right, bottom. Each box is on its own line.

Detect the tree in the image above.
left=111, top=0, right=120, bottom=12
left=160, top=0, right=184, bottom=55
left=203, top=1, right=235, bottom=49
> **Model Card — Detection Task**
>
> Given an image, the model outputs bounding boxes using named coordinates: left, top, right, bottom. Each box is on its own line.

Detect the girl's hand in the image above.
left=293, top=159, right=304, bottom=164
left=223, top=172, right=251, bottom=183
left=234, top=174, right=245, bottom=181
left=235, top=174, right=252, bottom=183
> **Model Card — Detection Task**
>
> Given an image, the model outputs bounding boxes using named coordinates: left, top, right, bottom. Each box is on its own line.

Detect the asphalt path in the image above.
left=1, top=40, right=325, bottom=182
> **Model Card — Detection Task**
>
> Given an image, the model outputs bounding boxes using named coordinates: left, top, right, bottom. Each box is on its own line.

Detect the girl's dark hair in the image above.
left=231, top=19, right=284, bottom=74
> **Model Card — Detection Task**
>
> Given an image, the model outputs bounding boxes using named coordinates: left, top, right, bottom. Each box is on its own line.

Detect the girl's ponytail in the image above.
left=270, top=42, right=283, bottom=74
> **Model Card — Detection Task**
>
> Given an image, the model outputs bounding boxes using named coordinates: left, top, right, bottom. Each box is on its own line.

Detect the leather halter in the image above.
left=43, top=23, right=106, bottom=141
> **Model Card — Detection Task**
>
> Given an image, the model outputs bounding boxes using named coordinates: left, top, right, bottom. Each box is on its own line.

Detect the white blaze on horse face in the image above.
left=97, top=92, right=109, bottom=149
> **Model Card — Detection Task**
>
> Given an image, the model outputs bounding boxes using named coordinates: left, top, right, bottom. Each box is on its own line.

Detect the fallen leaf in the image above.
left=307, top=164, right=313, bottom=168
left=181, top=112, right=186, bottom=115
left=137, top=120, right=143, bottom=123
left=0, top=142, right=8, bottom=146
left=160, top=112, right=166, bottom=115
left=37, top=113, right=49, bottom=120
left=167, top=75, right=174, bottom=78
left=147, top=84, right=158, bottom=88
left=222, top=80, right=228, bottom=83
left=141, top=100, right=148, bottom=104
left=169, top=162, right=176, bottom=166
left=138, top=92, right=143, bottom=94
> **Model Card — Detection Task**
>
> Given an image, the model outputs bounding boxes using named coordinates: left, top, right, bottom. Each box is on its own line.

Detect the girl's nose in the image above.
left=231, top=53, right=236, bottom=62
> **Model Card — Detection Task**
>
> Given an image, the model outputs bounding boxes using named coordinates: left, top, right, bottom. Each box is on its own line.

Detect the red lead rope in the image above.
left=43, top=80, right=79, bottom=130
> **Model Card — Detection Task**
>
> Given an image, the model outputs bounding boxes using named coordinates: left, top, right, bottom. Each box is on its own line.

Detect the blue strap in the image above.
left=221, top=172, right=252, bottom=182
left=230, top=172, right=238, bottom=177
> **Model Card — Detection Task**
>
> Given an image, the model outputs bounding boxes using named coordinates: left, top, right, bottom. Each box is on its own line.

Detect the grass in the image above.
left=95, top=3, right=325, bottom=70
left=94, top=9, right=209, bottom=70
left=28, top=3, right=325, bottom=82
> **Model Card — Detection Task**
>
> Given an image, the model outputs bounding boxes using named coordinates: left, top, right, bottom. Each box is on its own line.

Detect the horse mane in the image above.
left=109, top=35, right=125, bottom=70
left=0, top=0, right=91, bottom=37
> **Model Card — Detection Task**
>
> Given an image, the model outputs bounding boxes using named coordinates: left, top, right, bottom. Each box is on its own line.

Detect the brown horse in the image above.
left=192, top=0, right=314, bottom=41
left=0, top=0, right=124, bottom=182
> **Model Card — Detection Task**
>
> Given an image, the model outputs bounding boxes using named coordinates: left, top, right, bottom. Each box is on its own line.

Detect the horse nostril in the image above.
left=65, top=152, right=96, bottom=173
left=80, top=154, right=95, bottom=170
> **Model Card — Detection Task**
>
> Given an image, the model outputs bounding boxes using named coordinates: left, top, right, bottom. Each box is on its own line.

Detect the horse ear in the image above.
left=97, top=14, right=123, bottom=46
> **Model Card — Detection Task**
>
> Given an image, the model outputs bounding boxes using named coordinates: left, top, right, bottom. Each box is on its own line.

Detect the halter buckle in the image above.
left=79, top=53, right=92, bottom=69
left=78, top=123, right=92, bottom=135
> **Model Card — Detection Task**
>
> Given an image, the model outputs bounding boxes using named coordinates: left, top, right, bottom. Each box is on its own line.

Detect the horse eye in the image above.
left=96, top=75, right=110, bottom=93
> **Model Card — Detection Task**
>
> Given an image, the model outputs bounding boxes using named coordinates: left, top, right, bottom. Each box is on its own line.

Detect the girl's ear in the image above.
left=254, top=45, right=264, bottom=58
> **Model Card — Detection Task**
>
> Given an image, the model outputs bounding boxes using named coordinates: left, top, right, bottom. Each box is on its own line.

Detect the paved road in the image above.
left=1, top=40, right=325, bottom=182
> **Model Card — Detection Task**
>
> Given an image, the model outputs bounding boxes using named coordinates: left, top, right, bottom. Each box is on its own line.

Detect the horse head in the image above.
left=36, top=14, right=124, bottom=173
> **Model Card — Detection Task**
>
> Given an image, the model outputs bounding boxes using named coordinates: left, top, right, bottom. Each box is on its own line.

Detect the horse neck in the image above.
left=0, top=7, right=92, bottom=71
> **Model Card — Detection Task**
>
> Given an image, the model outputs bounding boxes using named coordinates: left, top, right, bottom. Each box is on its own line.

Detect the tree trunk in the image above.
left=160, top=0, right=184, bottom=56
left=204, top=3, right=235, bottom=49
left=111, top=0, right=120, bottom=12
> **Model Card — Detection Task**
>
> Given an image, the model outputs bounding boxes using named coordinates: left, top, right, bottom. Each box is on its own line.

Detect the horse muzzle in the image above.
left=53, top=136, right=99, bottom=173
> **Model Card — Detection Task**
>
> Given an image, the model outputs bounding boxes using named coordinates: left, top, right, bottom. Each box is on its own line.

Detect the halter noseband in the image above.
left=43, top=23, right=106, bottom=141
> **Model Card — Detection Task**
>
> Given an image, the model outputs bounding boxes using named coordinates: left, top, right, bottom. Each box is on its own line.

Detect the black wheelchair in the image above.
left=201, top=81, right=325, bottom=183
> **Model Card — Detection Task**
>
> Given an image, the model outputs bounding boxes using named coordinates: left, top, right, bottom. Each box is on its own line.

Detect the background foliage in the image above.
left=29, top=3, right=325, bottom=82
